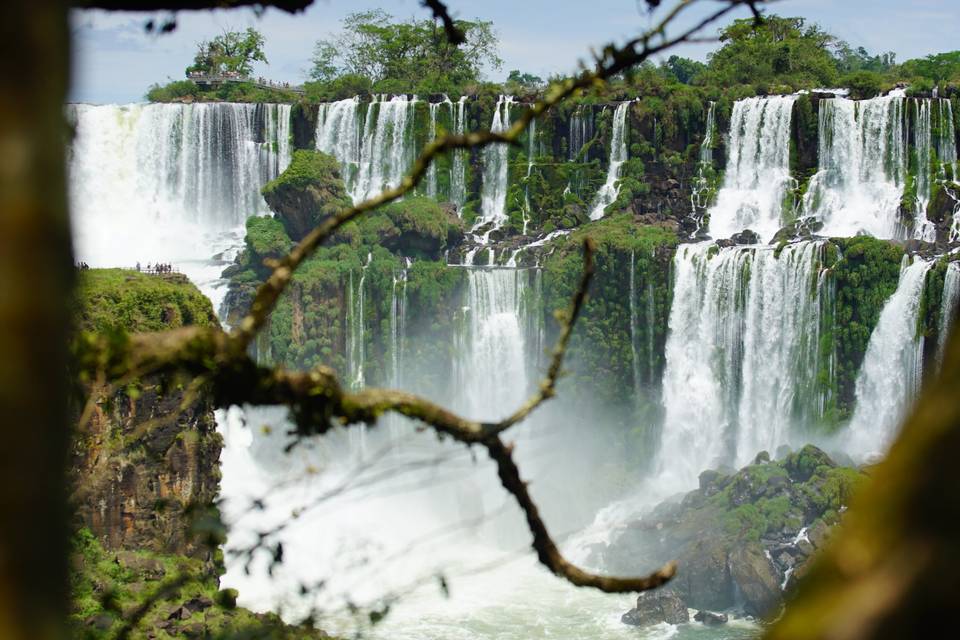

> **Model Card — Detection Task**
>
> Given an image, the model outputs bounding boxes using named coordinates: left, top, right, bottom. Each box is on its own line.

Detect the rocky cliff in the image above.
left=598, top=445, right=866, bottom=624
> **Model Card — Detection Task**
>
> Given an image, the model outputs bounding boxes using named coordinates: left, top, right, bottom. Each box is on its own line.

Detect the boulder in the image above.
left=729, top=543, right=783, bottom=620
left=783, top=445, right=835, bottom=482
left=731, top=229, right=759, bottom=245
left=621, top=588, right=689, bottom=627
left=261, top=150, right=353, bottom=241
left=675, top=538, right=734, bottom=611
left=694, top=610, right=729, bottom=626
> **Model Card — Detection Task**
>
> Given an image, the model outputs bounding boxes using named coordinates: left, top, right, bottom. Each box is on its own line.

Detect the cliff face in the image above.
left=70, top=377, right=221, bottom=560
left=70, top=270, right=221, bottom=561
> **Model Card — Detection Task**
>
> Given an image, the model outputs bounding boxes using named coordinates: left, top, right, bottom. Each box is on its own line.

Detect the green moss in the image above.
left=262, top=149, right=344, bottom=195
left=74, top=269, right=218, bottom=334
left=245, top=216, right=293, bottom=265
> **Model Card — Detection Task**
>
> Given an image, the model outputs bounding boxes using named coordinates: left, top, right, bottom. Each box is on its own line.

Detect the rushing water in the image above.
left=707, top=96, right=796, bottom=242
left=590, top=102, right=630, bottom=221
left=67, top=90, right=960, bottom=639
left=804, top=92, right=907, bottom=239
left=846, top=257, right=934, bottom=457
left=69, top=102, right=291, bottom=267
left=657, top=241, right=828, bottom=490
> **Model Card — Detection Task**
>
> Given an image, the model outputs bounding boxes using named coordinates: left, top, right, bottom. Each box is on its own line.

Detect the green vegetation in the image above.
left=69, top=529, right=329, bottom=639
left=307, top=10, right=501, bottom=95
left=824, top=237, right=905, bottom=419
left=187, top=27, right=267, bottom=77
left=261, top=150, right=353, bottom=241
left=74, top=269, right=217, bottom=334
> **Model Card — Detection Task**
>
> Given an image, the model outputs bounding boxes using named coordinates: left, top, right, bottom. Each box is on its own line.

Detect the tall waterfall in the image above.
left=477, top=96, right=514, bottom=239
left=589, top=102, right=630, bottom=221
left=568, top=105, right=594, bottom=160
left=690, top=101, right=716, bottom=220
left=450, top=96, right=469, bottom=212
left=657, top=241, right=828, bottom=490
left=846, top=257, right=933, bottom=457
left=939, top=98, right=958, bottom=182
left=911, top=99, right=935, bottom=241
left=707, top=96, right=796, bottom=242
left=939, top=261, right=960, bottom=364
left=69, top=102, right=292, bottom=265
left=316, top=95, right=418, bottom=203
left=457, top=268, right=532, bottom=419
left=804, top=92, right=907, bottom=239
left=521, top=119, right=538, bottom=235
left=315, top=97, right=362, bottom=190
left=425, top=98, right=451, bottom=199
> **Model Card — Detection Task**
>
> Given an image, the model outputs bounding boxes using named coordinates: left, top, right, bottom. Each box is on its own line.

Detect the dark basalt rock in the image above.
left=621, top=588, right=689, bottom=627
left=694, top=610, right=729, bottom=626
left=731, top=229, right=760, bottom=245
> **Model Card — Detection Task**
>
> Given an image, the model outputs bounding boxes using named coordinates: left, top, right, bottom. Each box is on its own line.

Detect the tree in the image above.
left=834, top=42, right=896, bottom=74
left=308, top=10, right=502, bottom=92
left=899, top=51, right=960, bottom=84
left=505, top=69, right=544, bottom=93
left=186, top=27, right=267, bottom=77
left=661, top=55, right=706, bottom=84
left=705, top=15, right=839, bottom=87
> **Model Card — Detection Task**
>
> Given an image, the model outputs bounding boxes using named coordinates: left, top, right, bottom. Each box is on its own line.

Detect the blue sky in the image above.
left=70, top=0, right=960, bottom=104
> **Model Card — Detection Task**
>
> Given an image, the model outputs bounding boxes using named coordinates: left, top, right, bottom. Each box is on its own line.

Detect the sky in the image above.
left=70, top=0, right=960, bottom=104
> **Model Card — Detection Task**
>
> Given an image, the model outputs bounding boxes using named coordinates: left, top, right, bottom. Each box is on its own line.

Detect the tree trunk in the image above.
left=0, top=2, right=72, bottom=638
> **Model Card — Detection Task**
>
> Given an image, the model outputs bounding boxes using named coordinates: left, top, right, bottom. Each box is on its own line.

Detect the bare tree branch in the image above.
left=420, top=0, right=465, bottom=45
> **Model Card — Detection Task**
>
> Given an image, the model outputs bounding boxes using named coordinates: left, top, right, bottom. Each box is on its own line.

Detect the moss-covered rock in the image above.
left=261, top=149, right=352, bottom=241
left=600, top=446, right=867, bottom=621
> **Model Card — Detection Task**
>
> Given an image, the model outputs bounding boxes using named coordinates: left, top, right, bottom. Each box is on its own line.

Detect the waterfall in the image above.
left=846, top=257, right=933, bottom=457
left=568, top=105, right=594, bottom=160
left=450, top=96, right=469, bottom=212
left=352, top=95, right=418, bottom=202
left=458, top=268, right=531, bottom=419
left=522, top=118, right=538, bottom=235
left=939, top=261, right=960, bottom=365
left=912, top=99, right=936, bottom=241
left=316, top=95, right=418, bottom=204
left=699, top=101, right=717, bottom=165
left=628, top=251, right=642, bottom=396
left=690, top=101, right=716, bottom=227
left=347, top=254, right=372, bottom=391
left=425, top=98, right=451, bottom=199
left=315, top=97, right=362, bottom=191
left=589, top=102, right=629, bottom=221
left=707, top=95, right=797, bottom=242
left=657, top=241, right=827, bottom=490
left=938, top=98, right=958, bottom=182
left=477, top=95, right=514, bottom=239
left=69, top=102, right=292, bottom=266
left=804, top=92, right=907, bottom=239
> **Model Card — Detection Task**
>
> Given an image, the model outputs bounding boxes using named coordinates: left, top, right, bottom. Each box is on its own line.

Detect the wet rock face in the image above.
left=621, top=588, right=690, bottom=627
left=70, top=378, right=222, bottom=561
left=605, top=445, right=866, bottom=622
left=694, top=610, right=729, bottom=626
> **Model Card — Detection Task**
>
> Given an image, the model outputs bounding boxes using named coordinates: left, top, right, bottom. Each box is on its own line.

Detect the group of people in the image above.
left=75, top=262, right=91, bottom=270
left=135, top=262, right=176, bottom=274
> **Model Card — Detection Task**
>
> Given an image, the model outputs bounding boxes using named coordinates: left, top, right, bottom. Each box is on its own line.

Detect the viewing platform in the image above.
left=187, top=71, right=305, bottom=95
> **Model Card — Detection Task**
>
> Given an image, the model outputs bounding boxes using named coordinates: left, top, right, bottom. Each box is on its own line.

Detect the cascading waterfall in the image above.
left=657, top=241, right=828, bottom=490
left=804, top=91, right=907, bottom=239
left=315, top=97, right=362, bottom=190
left=939, top=98, right=958, bottom=182
left=628, top=251, right=642, bottom=397
left=69, top=102, right=292, bottom=266
left=458, top=267, right=531, bottom=419
left=425, top=98, right=451, bottom=199
left=690, top=101, right=716, bottom=232
left=521, top=119, right=538, bottom=235
left=568, top=105, right=593, bottom=160
left=589, top=102, right=629, bottom=221
left=707, top=95, right=796, bottom=242
left=450, top=96, right=469, bottom=212
left=912, top=99, right=936, bottom=241
left=939, top=261, right=960, bottom=364
left=476, top=95, right=514, bottom=240
left=846, top=257, right=933, bottom=457
left=353, top=95, right=418, bottom=202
